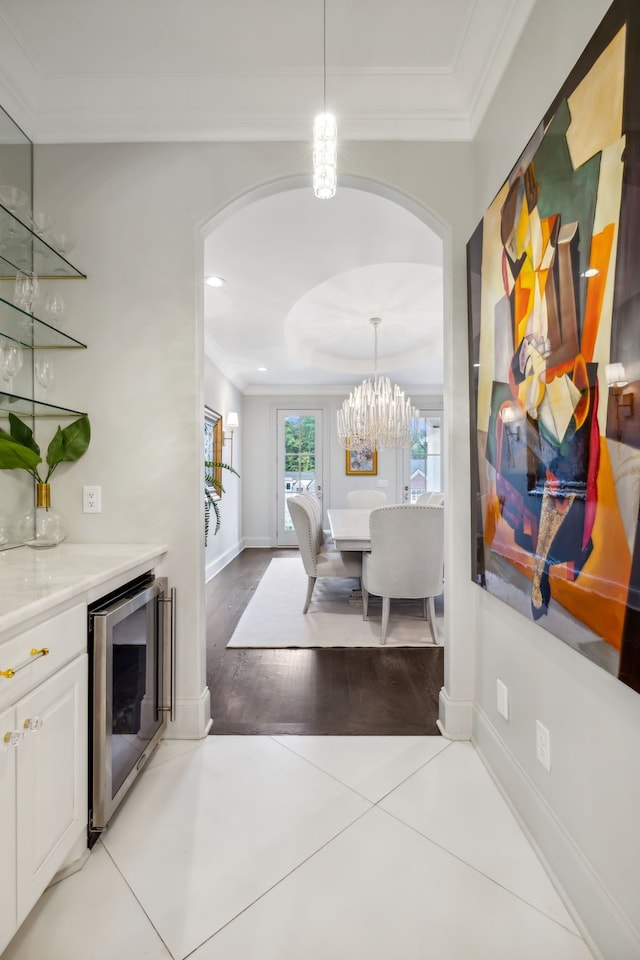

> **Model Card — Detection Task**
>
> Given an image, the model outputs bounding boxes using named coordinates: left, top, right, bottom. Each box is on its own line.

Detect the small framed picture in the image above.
left=346, top=445, right=377, bottom=476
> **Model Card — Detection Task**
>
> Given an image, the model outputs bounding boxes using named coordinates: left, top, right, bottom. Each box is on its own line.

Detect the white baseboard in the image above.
left=437, top=686, right=473, bottom=739
left=165, top=687, right=212, bottom=739
left=243, top=537, right=275, bottom=548
left=473, top=705, right=639, bottom=960
left=206, top=541, right=243, bottom=582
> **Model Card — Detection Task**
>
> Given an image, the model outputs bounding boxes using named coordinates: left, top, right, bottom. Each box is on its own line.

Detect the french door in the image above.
left=401, top=410, right=442, bottom=502
left=276, top=409, right=324, bottom=546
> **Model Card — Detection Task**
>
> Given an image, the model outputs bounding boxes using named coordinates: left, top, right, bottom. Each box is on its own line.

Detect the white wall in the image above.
left=203, top=356, right=243, bottom=579
left=472, top=1, right=640, bottom=956
left=32, top=139, right=476, bottom=751
left=242, top=391, right=443, bottom=547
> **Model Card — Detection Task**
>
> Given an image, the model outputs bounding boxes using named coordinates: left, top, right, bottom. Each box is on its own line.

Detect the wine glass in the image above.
left=52, top=231, right=75, bottom=257
left=44, top=291, right=65, bottom=325
left=31, top=210, right=55, bottom=239
left=35, top=357, right=55, bottom=395
left=13, top=272, right=40, bottom=314
left=0, top=184, right=28, bottom=213
left=0, top=338, right=24, bottom=392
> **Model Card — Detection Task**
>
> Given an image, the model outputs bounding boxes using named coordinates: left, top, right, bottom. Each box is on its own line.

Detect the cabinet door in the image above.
left=15, top=655, right=88, bottom=924
left=0, top=704, right=18, bottom=954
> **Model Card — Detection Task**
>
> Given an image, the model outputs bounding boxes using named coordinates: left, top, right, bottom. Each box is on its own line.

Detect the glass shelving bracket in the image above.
left=0, top=203, right=86, bottom=279
left=0, top=391, right=87, bottom=420
left=0, top=296, right=87, bottom=349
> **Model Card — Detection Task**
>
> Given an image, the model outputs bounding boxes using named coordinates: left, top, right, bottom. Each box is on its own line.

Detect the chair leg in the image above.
left=362, top=584, right=369, bottom=620
left=303, top=576, right=316, bottom=614
left=428, top=595, right=438, bottom=643
left=380, top=596, right=390, bottom=644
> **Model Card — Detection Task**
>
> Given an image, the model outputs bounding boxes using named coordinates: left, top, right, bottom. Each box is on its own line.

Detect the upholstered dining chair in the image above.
left=417, top=491, right=444, bottom=505
left=362, top=503, right=444, bottom=643
left=288, top=496, right=362, bottom=614
left=346, top=489, right=387, bottom=508
left=295, top=492, right=332, bottom=548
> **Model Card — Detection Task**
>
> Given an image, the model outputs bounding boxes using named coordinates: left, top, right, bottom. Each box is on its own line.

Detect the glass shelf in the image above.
left=0, top=391, right=86, bottom=419
left=0, top=296, right=87, bottom=349
left=0, top=203, right=86, bottom=279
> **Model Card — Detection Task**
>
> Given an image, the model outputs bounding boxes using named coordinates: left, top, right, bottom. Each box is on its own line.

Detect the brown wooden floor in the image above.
left=206, top=548, right=444, bottom=735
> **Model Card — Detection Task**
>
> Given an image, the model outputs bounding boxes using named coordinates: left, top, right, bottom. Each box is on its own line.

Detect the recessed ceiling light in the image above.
left=206, top=275, right=225, bottom=287
left=258, top=366, right=267, bottom=372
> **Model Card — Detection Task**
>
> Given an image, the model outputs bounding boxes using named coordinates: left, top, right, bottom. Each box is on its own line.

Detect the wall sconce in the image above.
left=223, top=412, right=239, bottom=467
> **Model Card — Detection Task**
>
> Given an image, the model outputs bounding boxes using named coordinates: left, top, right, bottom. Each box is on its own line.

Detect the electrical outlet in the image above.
left=496, top=678, right=509, bottom=719
left=535, top=720, right=551, bottom=772
left=83, top=485, right=102, bottom=514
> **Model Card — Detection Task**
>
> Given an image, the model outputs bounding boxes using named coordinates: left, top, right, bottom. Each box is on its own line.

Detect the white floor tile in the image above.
left=189, top=806, right=594, bottom=960
left=272, top=734, right=450, bottom=801
left=102, top=736, right=371, bottom=959
left=2, top=844, right=172, bottom=960
left=146, top=735, right=202, bottom=770
left=379, top=741, right=578, bottom=933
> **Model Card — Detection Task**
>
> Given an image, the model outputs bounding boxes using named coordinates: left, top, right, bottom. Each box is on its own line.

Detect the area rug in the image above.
left=227, top=558, right=444, bottom=649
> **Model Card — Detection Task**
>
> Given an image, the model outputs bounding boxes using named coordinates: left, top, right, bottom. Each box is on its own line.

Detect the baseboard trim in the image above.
left=243, top=537, right=274, bottom=548
left=437, top=686, right=473, bottom=739
left=165, top=687, right=212, bottom=739
left=473, top=705, right=639, bottom=960
left=206, top=541, right=243, bottom=582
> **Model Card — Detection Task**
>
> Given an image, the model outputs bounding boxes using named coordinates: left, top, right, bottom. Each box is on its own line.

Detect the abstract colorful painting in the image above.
left=467, top=0, right=640, bottom=693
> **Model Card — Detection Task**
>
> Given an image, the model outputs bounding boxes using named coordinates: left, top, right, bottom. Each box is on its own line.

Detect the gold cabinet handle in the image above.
left=3, top=731, right=21, bottom=747
left=1, top=647, right=50, bottom=680
left=23, top=717, right=43, bottom=732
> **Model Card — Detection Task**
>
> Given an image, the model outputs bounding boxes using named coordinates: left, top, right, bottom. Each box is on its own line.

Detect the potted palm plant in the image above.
left=204, top=457, right=239, bottom=545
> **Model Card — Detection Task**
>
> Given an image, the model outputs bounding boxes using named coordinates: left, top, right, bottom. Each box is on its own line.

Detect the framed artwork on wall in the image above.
left=204, top=407, right=223, bottom=497
left=346, top=445, right=377, bottom=476
left=467, top=0, right=640, bottom=695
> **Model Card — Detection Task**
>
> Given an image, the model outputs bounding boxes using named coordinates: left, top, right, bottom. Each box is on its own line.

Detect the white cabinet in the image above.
left=0, top=606, right=87, bottom=955
left=16, top=656, right=87, bottom=925
left=0, top=702, right=17, bottom=953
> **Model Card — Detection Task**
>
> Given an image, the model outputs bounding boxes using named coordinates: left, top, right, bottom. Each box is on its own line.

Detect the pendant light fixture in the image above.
left=313, top=0, right=337, bottom=199
left=337, top=318, right=419, bottom=451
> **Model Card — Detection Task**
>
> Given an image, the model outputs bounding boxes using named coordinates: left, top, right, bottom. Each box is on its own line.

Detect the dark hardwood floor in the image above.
left=206, top=548, right=444, bottom=735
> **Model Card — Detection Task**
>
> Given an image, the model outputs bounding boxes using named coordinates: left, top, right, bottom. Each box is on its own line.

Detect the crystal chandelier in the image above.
left=313, top=0, right=336, bottom=200
left=337, top=318, right=419, bottom=451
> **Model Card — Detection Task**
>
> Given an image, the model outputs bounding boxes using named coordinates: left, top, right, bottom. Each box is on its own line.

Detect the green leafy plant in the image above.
left=0, top=412, right=91, bottom=482
left=204, top=459, right=239, bottom=545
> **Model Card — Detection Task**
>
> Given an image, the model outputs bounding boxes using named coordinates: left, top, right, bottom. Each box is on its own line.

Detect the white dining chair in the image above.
left=346, top=489, right=387, bottom=509
left=288, top=496, right=362, bottom=613
left=417, top=491, right=444, bottom=505
left=362, top=503, right=444, bottom=643
left=295, top=492, right=332, bottom=549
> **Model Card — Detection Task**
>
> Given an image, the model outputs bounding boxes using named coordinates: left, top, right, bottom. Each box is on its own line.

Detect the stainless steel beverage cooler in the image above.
left=88, top=573, right=175, bottom=845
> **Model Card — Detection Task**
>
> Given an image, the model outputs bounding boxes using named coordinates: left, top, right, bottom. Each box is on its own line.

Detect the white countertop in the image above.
left=0, top=542, right=168, bottom=635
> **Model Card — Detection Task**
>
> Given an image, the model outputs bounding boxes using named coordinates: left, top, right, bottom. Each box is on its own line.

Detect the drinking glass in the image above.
left=13, top=273, right=40, bottom=313
left=31, top=210, right=55, bottom=239
left=44, top=292, right=65, bottom=324
left=0, top=184, right=28, bottom=213
left=0, top=338, right=24, bottom=392
left=35, top=357, right=55, bottom=394
left=52, top=232, right=75, bottom=257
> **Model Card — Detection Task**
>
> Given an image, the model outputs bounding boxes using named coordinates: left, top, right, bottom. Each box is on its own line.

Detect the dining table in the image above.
left=327, top=508, right=373, bottom=551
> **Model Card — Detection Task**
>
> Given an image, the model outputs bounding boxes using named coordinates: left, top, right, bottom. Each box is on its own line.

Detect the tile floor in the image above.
left=4, top=736, right=596, bottom=960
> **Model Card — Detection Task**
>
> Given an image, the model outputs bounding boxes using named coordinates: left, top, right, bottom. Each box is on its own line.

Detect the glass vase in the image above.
left=18, top=482, right=67, bottom=548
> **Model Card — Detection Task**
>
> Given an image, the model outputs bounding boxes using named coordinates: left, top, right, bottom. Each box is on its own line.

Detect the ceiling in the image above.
left=0, top=0, right=535, bottom=394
